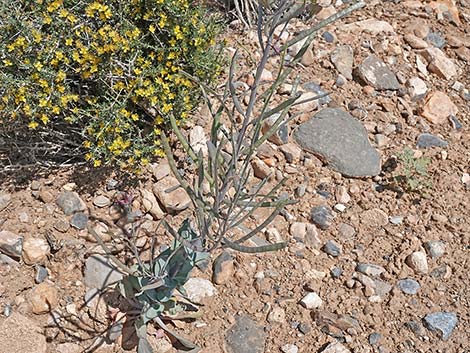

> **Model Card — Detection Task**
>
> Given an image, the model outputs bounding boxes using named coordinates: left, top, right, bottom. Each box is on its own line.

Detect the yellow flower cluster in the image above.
left=0, top=0, right=222, bottom=170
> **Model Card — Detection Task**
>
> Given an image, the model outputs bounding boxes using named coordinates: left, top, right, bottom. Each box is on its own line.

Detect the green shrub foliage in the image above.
left=0, top=0, right=221, bottom=169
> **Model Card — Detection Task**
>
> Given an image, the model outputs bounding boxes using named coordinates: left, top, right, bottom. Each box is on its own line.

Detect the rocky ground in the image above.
left=1, top=1, right=469, bottom=353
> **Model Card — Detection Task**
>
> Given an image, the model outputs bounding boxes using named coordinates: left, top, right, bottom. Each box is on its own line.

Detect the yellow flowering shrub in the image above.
left=0, top=0, right=221, bottom=169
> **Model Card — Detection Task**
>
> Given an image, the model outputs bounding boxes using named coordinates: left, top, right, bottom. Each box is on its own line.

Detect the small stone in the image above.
left=56, top=191, right=86, bottom=215
left=343, top=18, right=395, bottom=36
left=406, top=251, right=428, bottom=274
left=355, top=55, right=401, bottom=90
left=374, top=134, right=389, bottom=148
left=183, top=278, right=217, bottom=304
left=84, top=254, right=124, bottom=289
left=389, top=216, right=403, bottom=225
left=30, top=282, right=59, bottom=314
left=0, top=192, right=11, bottom=212
left=280, top=143, right=302, bottom=163
left=334, top=204, right=346, bottom=213
left=356, top=263, right=386, bottom=277
left=141, top=188, right=165, bottom=220
left=290, top=222, right=307, bottom=242
left=302, top=82, right=331, bottom=105
left=338, top=223, right=355, bottom=239
left=70, top=212, right=89, bottom=230
left=423, top=312, right=458, bottom=340
left=22, top=237, right=50, bottom=265
left=267, top=306, right=286, bottom=324
left=426, top=31, right=446, bottom=48
left=311, top=205, right=334, bottom=230
left=404, top=34, right=428, bottom=49
left=31, top=180, right=41, bottom=191
left=305, top=224, right=322, bottom=248
left=335, top=186, right=350, bottom=204
left=321, top=341, right=351, bottom=353
left=322, top=31, right=335, bottom=43
left=0, top=312, right=47, bottom=353
left=53, top=219, right=70, bottom=233
left=153, top=176, right=191, bottom=213
left=368, top=332, right=382, bottom=346
left=212, top=251, right=235, bottom=285
left=424, top=241, right=445, bottom=258
left=300, top=292, right=323, bottom=309
left=397, top=278, right=421, bottom=295
left=0, top=230, right=23, bottom=258
left=330, top=267, right=343, bottom=278
left=294, top=91, right=319, bottom=112
left=361, top=208, right=388, bottom=228
left=421, top=91, right=458, bottom=124
left=93, top=195, right=111, bottom=208
left=407, top=77, right=428, bottom=101
left=35, top=265, right=48, bottom=283
left=322, top=240, right=341, bottom=257
left=261, top=113, right=289, bottom=146
left=416, top=133, right=448, bottom=148
left=225, top=315, right=266, bottom=353
left=281, top=344, right=299, bottom=353
left=251, top=159, right=273, bottom=180
left=420, top=48, right=457, bottom=80
left=449, top=115, right=462, bottom=130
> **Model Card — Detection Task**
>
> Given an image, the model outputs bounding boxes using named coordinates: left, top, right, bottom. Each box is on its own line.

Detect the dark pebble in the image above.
left=449, top=115, right=462, bottom=129
left=70, top=212, right=89, bottom=230
left=330, top=267, right=343, bottom=278
left=311, top=205, right=334, bottom=230
left=322, top=31, right=335, bottom=43
left=368, top=332, right=382, bottom=345
left=322, top=240, right=342, bottom=257
left=35, top=265, right=48, bottom=283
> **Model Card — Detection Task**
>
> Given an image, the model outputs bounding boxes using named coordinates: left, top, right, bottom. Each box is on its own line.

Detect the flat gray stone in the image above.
left=225, top=315, right=266, bottom=353
left=397, top=278, right=421, bottom=295
left=311, top=205, right=334, bottom=230
left=70, top=212, right=89, bottom=230
left=56, top=191, right=86, bottom=215
left=356, top=55, right=401, bottom=90
left=423, top=312, right=458, bottom=340
left=416, top=133, right=448, bottom=148
left=322, top=240, right=342, bottom=257
left=295, top=108, right=381, bottom=177
left=331, top=45, right=354, bottom=80
left=84, top=254, right=124, bottom=289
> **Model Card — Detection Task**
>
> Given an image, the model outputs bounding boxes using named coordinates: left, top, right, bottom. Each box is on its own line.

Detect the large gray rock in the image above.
left=294, top=109, right=381, bottom=177
left=355, top=55, right=401, bottom=90
left=84, top=254, right=124, bottom=289
left=225, top=315, right=266, bottom=353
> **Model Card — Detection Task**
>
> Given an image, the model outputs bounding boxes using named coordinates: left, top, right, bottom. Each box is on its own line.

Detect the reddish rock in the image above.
left=420, top=48, right=457, bottom=80
left=420, top=91, right=458, bottom=124
left=29, top=282, right=59, bottom=314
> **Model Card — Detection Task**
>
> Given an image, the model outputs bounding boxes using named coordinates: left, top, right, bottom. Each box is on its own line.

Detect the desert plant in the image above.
left=89, top=1, right=366, bottom=351
left=0, top=0, right=221, bottom=169
left=395, top=147, right=432, bottom=193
